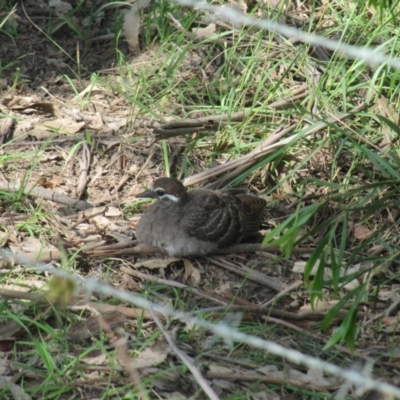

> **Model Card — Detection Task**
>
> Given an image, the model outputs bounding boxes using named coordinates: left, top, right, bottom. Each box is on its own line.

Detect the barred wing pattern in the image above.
left=182, top=191, right=266, bottom=248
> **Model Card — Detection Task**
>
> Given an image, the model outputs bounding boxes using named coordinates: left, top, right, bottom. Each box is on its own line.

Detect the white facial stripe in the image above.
left=160, top=194, right=179, bottom=202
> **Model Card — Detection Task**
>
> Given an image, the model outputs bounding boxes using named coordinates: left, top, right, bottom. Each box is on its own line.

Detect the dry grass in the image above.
left=1, top=0, right=400, bottom=398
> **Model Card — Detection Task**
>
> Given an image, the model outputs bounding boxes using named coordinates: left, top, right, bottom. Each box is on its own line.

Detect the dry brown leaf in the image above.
left=121, top=274, right=141, bottom=291
left=79, top=353, right=108, bottom=366
left=123, top=0, right=151, bottom=51
left=107, top=117, right=128, bottom=132
left=91, top=215, right=111, bottom=228
left=123, top=8, right=140, bottom=50
left=192, top=23, right=216, bottom=38
left=260, top=0, right=283, bottom=9
left=208, top=363, right=234, bottom=374
left=67, top=311, right=126, bottom=340
left=41, top=118, right=85, bottom=134
left=11, top=102, right=61, bottom=117
left=20, top=237, right=46, bottom=254
left=381, top=316, right=400, bottom=333
left=292, top=261, right=330, bottom=279
left=134, top=258, right=180, bottom=270
left=378, top=288, right=400, bottom=301
left=307, top=365, right=324, bottom=381
left=89, top=302, right=154, bottom=321
left=183, top=258, right=201, bottom=286
left=375, top=97, right=399, bottom=123
left=300, top=300, right=339, bottom=312
left=104, top=207, right=122, bottom=217
left=280, top=180, right=293, bottom=195
left=130, top=341, right=169, bottom=369
left=9, top=238, right=58, bottom=263
left=39, top=177, right=63, bottom=189
left=232, top=0, right=248, bottom=13
left=352, top=224, right=372, bottom=240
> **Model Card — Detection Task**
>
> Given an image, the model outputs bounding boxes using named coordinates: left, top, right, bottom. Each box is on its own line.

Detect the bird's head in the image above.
left=136, top=177, right=187, bottom=203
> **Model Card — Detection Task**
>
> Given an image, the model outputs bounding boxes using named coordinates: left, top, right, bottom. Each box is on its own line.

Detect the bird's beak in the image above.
left=136, top=189, right=155, bottom=198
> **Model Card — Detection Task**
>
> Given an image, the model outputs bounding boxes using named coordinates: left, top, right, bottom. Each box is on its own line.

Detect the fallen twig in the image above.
left=208, top=256, right=287, bottom=292
left=149, top=307, right=221, bottom=400
left=183, top=103, right=365, bottom=187
left=0, top=182, right=92, bottom=210
left=154, top=85, right=309, bottom=141
left=121, top=266, right=229, bottom=306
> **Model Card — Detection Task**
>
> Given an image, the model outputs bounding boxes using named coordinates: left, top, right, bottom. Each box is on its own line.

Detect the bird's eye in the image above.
left=154, top=188, right=165, bottom=196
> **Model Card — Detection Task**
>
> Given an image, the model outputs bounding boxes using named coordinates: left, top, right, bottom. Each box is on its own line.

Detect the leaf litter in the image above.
left=0, top=0, right=399, bottom=399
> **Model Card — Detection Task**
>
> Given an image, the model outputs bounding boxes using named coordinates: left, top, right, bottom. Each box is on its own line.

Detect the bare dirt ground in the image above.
left=1, top=1, right=400, bottom=399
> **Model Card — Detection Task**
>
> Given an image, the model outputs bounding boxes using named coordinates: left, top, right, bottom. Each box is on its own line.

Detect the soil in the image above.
left=0, top=2, right=399, bottom=399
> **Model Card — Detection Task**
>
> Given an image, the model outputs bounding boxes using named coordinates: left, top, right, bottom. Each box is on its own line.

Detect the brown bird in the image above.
left=135, top=177, right=266, bottom=257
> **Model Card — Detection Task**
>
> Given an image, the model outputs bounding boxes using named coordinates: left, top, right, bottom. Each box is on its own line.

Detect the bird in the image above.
left=135, top=177, right=266, bottom=257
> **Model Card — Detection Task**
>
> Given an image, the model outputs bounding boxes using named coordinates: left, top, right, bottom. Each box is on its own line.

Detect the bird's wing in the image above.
left=181, top=192, right=243, bottom=247
left=235, top=194, right=266, bottom=215
left=234, top=194, right=267, bottom=238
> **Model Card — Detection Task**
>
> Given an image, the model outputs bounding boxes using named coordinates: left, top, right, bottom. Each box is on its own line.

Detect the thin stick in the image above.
left=183, top=104, right=365, bottom=187
left=261, top=280, right=304, bottom=307
left=208, top=256, right=286, bottom=292
left=121, top=267, right=229, bottom=306
left=149, top=307, right=221, bottom=400
left=0, top=182, right=92, bottom=211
